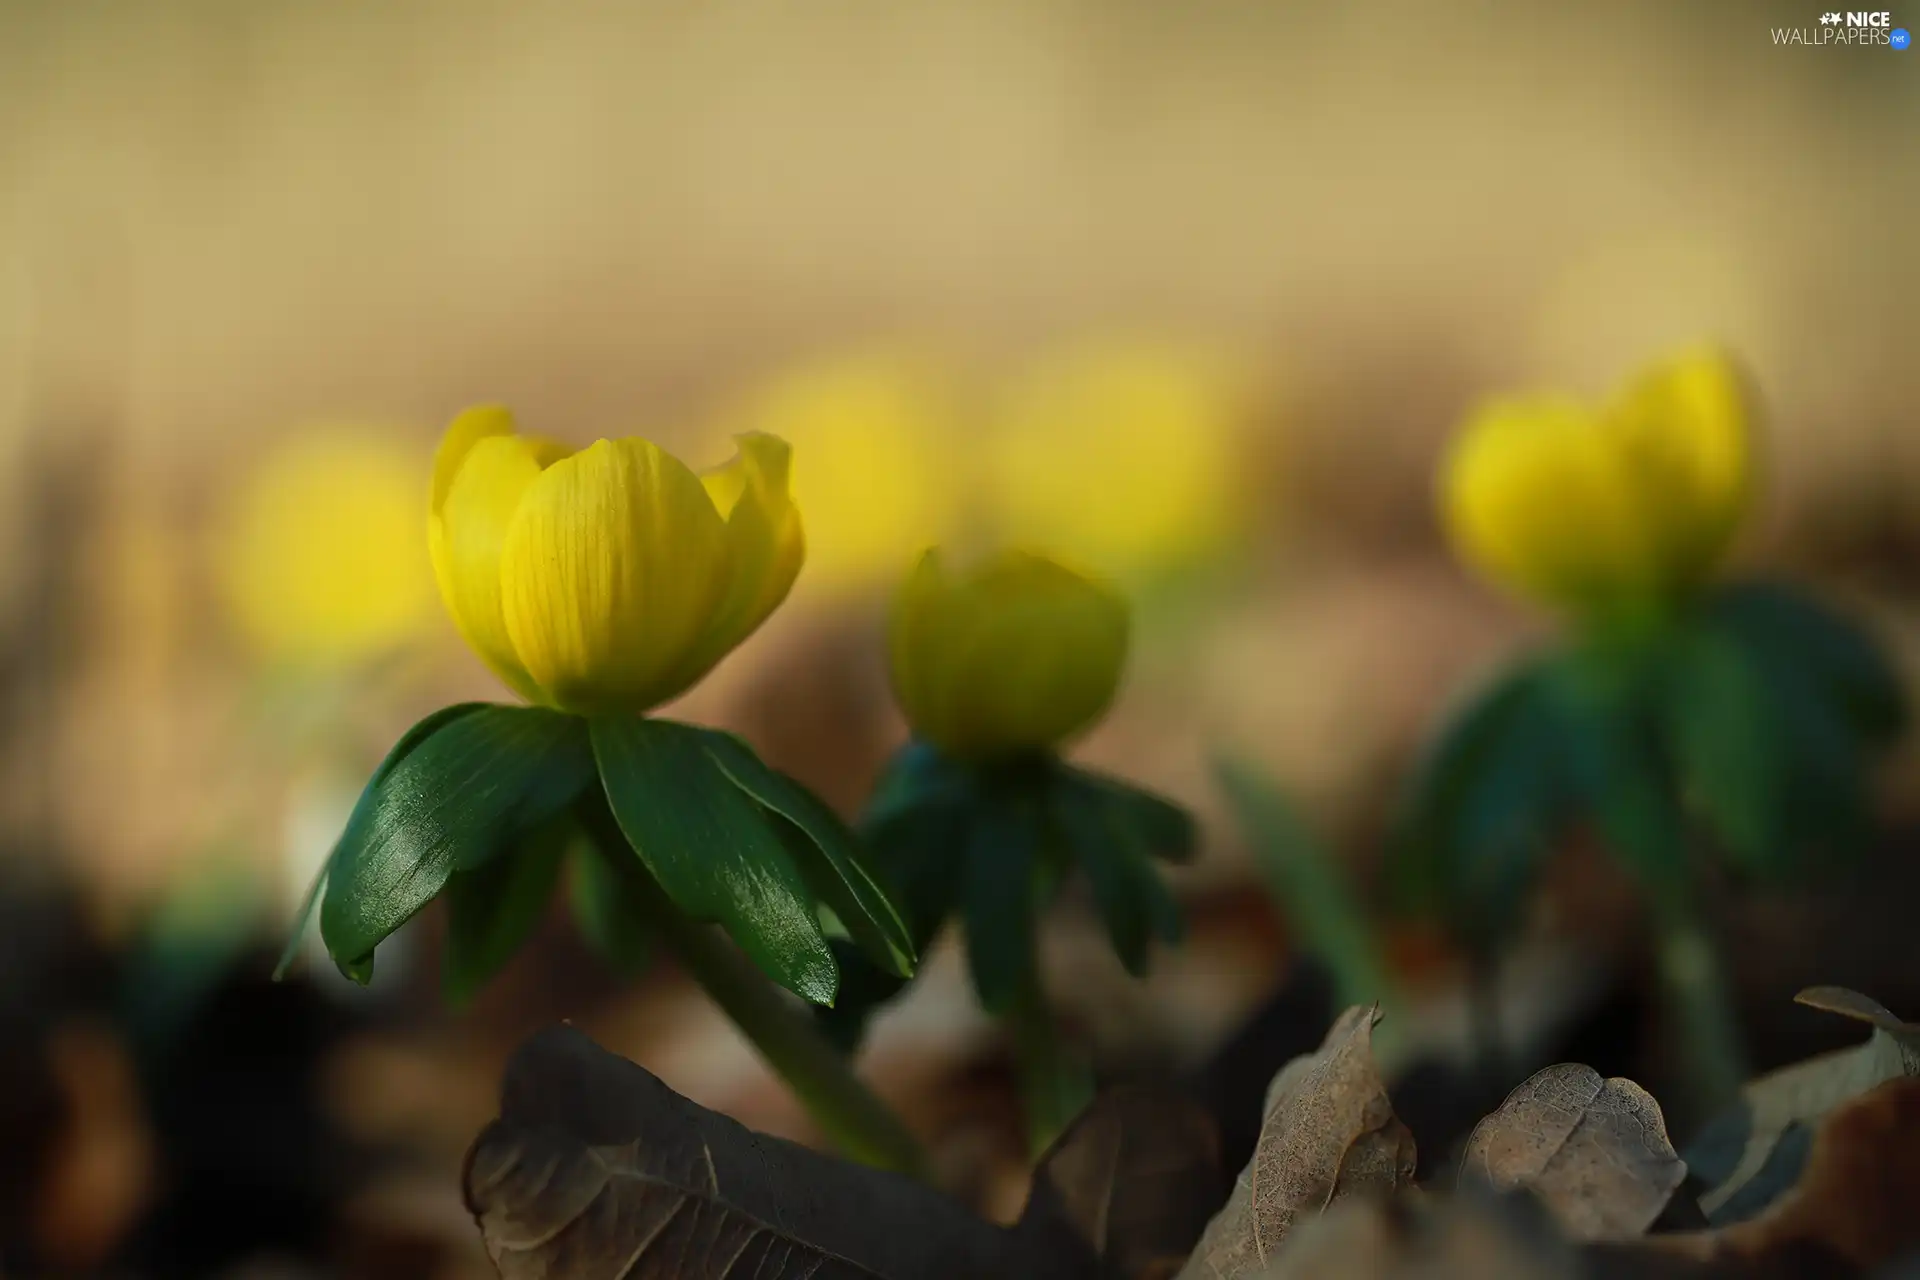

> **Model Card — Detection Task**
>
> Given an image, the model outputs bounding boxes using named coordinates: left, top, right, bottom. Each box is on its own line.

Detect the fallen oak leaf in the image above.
left=1652, top=1077, right=1920, bottom=1274
left=1241, top=1192, right=1577, bottom=1280
left=1175, top=1005, right=1416, bottom=1280
left=464, top=1026, right=1054, bottom=1280
left=1688, top=987, right=1920, bottom=1224
left=1251, top=1193, right=1856, bottom=1280
left=1017, top=1085, right=1223, bottom=1280
left=1462, top=1063, right=1686, bottom=1241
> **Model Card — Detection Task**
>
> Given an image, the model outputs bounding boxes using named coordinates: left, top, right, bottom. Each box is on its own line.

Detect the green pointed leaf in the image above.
left=1007, top=984, right=1095, bottom=1158
left=963, top=791, right=1040, bottom=1014
left=1698, top=583, right=1893, bottom=868
left=865, top=739, right=972, bottom=828
left=1556, top=665, right=1687, bottom=888
left=1062, top=769, right=1197, bottom=863
left=1663, top=625, right=1790, bottom=876
left=814, top=775, right=978, bottom=1053
left=275, top=702, right=490, bottom=979
left=1052, top=775, right=1182, bottom=976
left=1218, top=755, right=1393, bottom=1012
left=320, top=705, right=593, bottom=981
left=589, top=715, right=836, bottom=1005
left=700, top=729, right=915, bottom=979
left=860, top=765, right=976, bottom=941
left=569, top=838, right=653, bottom=978
left=444, top=817, right=571, bottom=1006
left=1394, top=660, right=1575, bottom=947
left=1712, top=581, right=1907, bottom=747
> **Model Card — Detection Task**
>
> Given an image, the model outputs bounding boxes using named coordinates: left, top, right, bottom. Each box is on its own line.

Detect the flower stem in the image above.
left=580, top=799, right=929, bottom=1178
left=1645, top=878, right=1748, bottom=1114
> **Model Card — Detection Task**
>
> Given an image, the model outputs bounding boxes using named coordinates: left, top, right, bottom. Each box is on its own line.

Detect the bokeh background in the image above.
left=2, top=1, right=1918, bottom=1275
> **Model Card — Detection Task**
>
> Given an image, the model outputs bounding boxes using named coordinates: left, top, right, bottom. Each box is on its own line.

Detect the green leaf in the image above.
left=589, top=715, right=836, bottom=1005
left=1699, top=583, right=1895, bottom=868
left=1393, top=662, right=1575, bottom=948
left=1712, top=581, right=1907, bottom=747
left=569, top=838, right=654, bottom=978
left=1052, top=773, right=1182, bottom=976
left=1217, top=755, right=1393, bottom=1012
left=814, top=768, right=978, bottom=1053
left=962, top=791, right=1041, bottom=1014
left=700, top=729, right=915, bottom=979
left=865, top=739, right=972, bottom=829
left=864, top=803, right=972, bottom=943
left=1663, top=625, right=1788, bottom=875
left=1007, top=983, right=1095, bottom=1158
left=811, top=940, right=912, bottom=1054
left=1060, top=767, right=1196, bottom=863
left=275, top=702, right=490, bottom=979
left=1556, top=664, right=1687, bottom=888
left=443, top=816, right=571, bottom=1006
left=320, top=705, right=593, bottom=981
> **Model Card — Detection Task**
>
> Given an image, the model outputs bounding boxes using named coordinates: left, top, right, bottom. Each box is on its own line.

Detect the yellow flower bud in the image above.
left=429, top=407, right=804, bottom=714
left=888, top=549, right=1130, bottom=760
left=1440, top=347, right=1753, bottom=621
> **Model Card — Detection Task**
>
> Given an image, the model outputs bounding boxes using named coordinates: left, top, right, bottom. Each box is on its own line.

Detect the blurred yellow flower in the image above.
left=430, top=406, right=802, bottom=713
left=888, top=548, right=1129, bottom=760
left=722, top=353, right=960, bottom=593
left=220, top=429, right=434, bottom=667
left=986, top=342, right=1250, bottom=578
left=1440, top=347, right=1754, bottom=621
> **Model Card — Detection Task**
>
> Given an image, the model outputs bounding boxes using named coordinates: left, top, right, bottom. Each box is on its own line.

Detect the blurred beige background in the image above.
left=3, top=0, right=1917, bottom=916
left=0, top=5, right=1916, bottom=1270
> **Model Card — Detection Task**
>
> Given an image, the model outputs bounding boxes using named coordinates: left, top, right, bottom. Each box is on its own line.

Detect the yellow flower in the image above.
left=722, top=352, right=960, bottom=593
left=429, top=407, right=804, bottom=714
left=221, top=429, right=434, bottom=667
left=986, top=342, right=1250, bottom=577
left=888, top=549, right=1130, bottom=760
left=1440, top=347, right=1753, bottom=621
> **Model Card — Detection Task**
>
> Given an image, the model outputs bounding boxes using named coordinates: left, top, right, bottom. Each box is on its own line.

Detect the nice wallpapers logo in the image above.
left=1774, top=10, right=1912, bottom=46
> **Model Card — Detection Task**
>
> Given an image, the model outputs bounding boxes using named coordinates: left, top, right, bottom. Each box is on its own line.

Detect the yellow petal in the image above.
left=675, top=431, right=805, bottom=684
left=432, top=405, right=516, bottom=519
left=435, top=433, right=569, bottom=702
left=1608, top=347, right=1753, bottom=588
left=1441, top=395, right=1656, bottom=615
left=499, top=437, right=731, bottom=713
left=889, top=549, right=1129, bottom=758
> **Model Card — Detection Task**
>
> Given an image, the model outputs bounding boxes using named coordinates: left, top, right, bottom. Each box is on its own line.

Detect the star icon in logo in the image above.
left=1892, top=26, right=1913, bottom=47
left=1821, top=11, right=1843, bottom=22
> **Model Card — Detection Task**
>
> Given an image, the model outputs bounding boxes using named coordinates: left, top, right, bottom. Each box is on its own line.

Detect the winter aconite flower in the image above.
left=1440, top=348, right=1752, bottom=622
left=430, top=406, right=803, bottom=713
left=856, top=548, right=1185, bottom=1155
left=888, top=549, right=1129, bottom=760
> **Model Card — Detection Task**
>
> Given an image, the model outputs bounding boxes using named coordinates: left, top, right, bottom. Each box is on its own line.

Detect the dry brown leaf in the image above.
left=464, top=1026, right=1054, bottom=1280
left=1461, top=1063, right=1685, bottom=1241
left=1017, top=1085, right=1223, bottom=1280
left=1175, top=1005, right=1416, bottom=1280
left=1689, top=986, right=1920, bottom=1223
left=1653, top=1076, right=1920, bottom=1274
left=1244, top=1193, right=1577, bottom=1280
